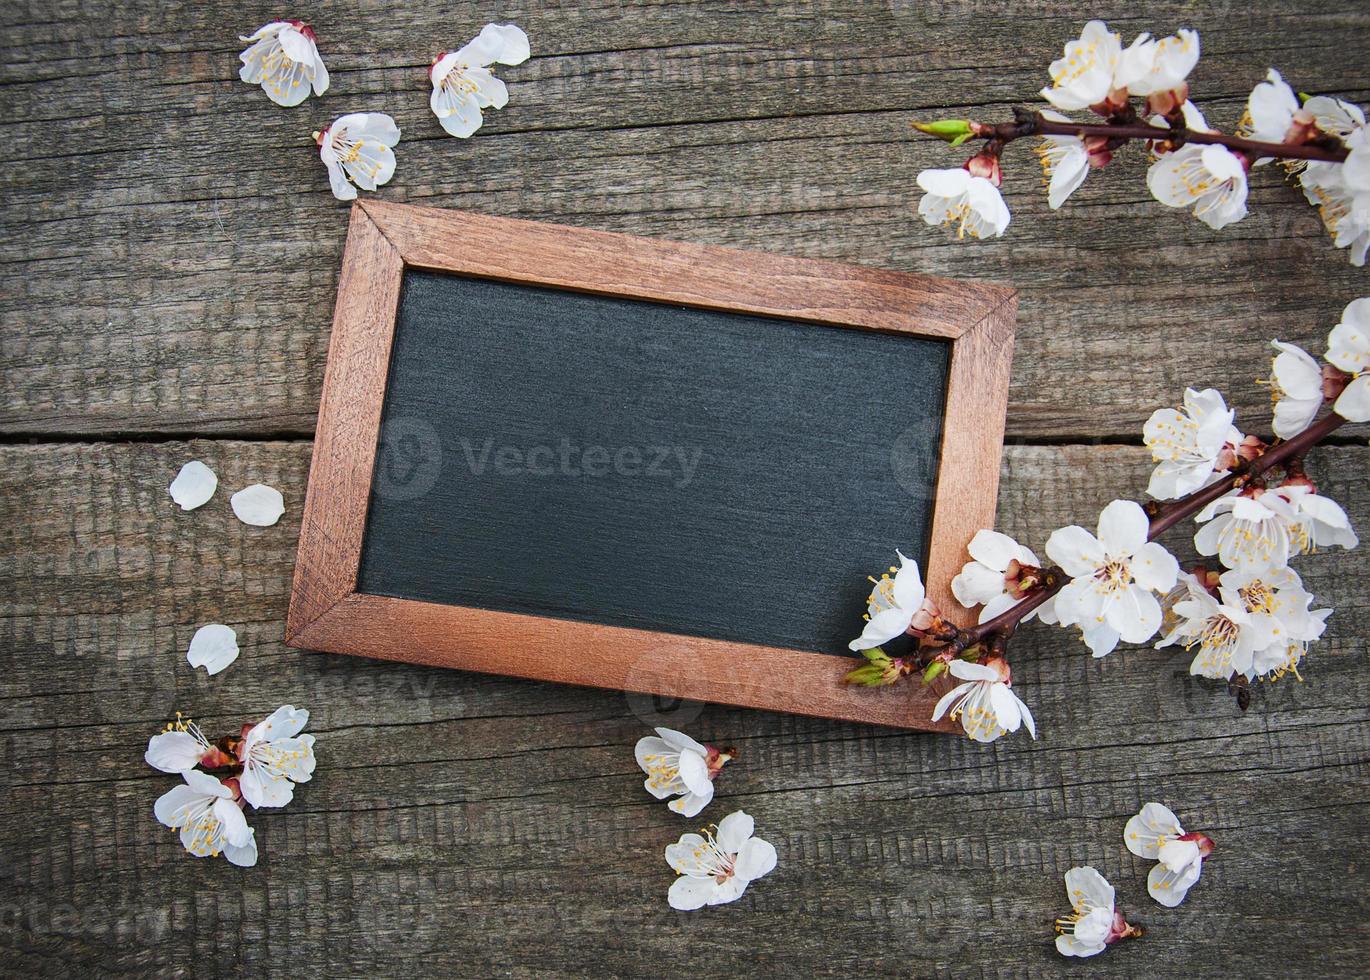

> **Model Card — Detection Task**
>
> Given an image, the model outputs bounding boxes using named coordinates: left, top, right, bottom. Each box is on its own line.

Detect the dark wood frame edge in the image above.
left=286, top=201, right=1017, bottom=731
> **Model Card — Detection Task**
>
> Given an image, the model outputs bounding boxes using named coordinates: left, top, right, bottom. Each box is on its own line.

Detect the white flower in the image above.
left=1115, top=29, right=1200, bottom=98
left=1047, top=500, right=1179, bottom=655
left=430, top=24, right=530, bottom=138
left=1034, top=110, right=1094, bottom=209
left=315, top=114, right=400, bottom=202
left=1222, top=565, right=1329, bottom=679
left=931, top=658, right=1036, bottom=743
left=665, top=810, right=776, bottom=911
left=1124, top=802, right=1215, bottom=907
left=1253, top=606, right=1331, bottom=681
left=144, top=713, right=222, bottom=773
left=1327, top=297, right=1370, bottom=422
left=1143, top=387, right=1241, bottom=500
left=238, top=21, right=329, bottom=107
left=1242, top=69, right=1300, bottom=166
left=1040, top=21, right=1125, bottom=112
left=1054, top=866, right=1140, bottom=957
left=1300, top=131, right=1370, bottom=267
left=236, top=705, right=317, bottom=809
left=1155, top=573, right=1271, bottom=679
left=154, top=770, right=258, bottom=867
left=635, top=727, right=732, bottom=817
left=1286, top=485, right=1359, bottom=555
left=1267, top=341, right=1325, bottom=438
left=169, top=460, right=217, bottom=511
left=1147, top=143, right=1249, bottom=230
left=848, top=551, right=926, bottom=651
left=951, top=530, right=1044, bottom=624
left=915, top=168, right=1010, bottom=240
left=186, top=623, right=239, bottom=675
left=1302, top=95, right=1366, bottom=141
left=230, top=483, right=286, bottom=526
left=1194, top=485, right=1357, bottom=572
left=1193, top=490, right=1292, bottom=571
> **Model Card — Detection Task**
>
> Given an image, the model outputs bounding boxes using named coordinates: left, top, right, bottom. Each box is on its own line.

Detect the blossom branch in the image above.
left=953, top=409, right=1350, bottom=653
left=950, top=109, right=1351, bottom=164
left=909, top=20, right=1369, bottom=264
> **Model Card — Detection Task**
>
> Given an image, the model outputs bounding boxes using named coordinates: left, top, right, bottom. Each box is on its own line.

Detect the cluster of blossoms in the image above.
left=238, top=20, right=529, bottom=201
left=912, top=20, right=1369, bottom=266
left=146, top=707, right=317, bottom=866
left=846, top=298, right=1365, bottom=742
left=1055, top=802, right=1215, bottom=958
left=633, top=727, right=777, bottom=910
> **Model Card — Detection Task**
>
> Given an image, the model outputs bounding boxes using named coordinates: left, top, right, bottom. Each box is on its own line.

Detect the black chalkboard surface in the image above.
left=357, top=270, right=950, bottom=656
left=288, top=202, right=1014, bottom=728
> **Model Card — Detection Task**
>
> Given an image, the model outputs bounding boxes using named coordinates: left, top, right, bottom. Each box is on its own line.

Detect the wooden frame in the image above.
left=286, top=201, right=1017, bottom=730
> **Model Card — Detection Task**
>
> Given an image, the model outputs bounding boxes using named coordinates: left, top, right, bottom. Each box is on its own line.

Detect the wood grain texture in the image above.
left=289, top=203, right=1009, bottom=728
left=3, top=0, right=1369, bottom=975
left=1, top=2, right=1367, bottom=440
left=2, top=440, right=1367, bottom=977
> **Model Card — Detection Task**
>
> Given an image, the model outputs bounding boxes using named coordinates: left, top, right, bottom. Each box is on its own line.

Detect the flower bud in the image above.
left=912, top=119, right=975, bottom=147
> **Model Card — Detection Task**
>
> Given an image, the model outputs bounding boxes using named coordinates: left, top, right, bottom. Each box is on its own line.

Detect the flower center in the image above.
left=640, top=751, right=682, bottom=792
left=1096, top=559, right=1132, bottom=594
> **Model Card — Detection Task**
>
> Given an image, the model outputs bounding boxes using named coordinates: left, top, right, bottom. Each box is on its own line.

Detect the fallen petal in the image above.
left=186, top=624, right=239, bottom=676
left=169, top=460, right=217, bottom=511
left=231, top=484, right=285, bottom=526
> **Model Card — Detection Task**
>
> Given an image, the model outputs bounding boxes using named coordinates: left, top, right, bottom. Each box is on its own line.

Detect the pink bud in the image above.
left=964, top=151, right=1002, bottom=186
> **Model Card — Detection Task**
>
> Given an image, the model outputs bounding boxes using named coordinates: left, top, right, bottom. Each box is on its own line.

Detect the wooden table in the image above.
left=2, top=2, right=1366, bottom=976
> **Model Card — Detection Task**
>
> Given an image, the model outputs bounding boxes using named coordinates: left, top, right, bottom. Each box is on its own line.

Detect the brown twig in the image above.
left=963, top=109, right=1351, bottom=164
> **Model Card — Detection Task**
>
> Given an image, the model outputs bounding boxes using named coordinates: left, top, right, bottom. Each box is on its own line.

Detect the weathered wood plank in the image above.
left=2, top=439, right=1366, bottom=976
left=1, top=1, right=1367, bottom=440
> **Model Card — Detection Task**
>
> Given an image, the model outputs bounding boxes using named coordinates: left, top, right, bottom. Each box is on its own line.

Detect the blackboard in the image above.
left=356, top=270, right=951, bottom=655
left=288, top=202, right=1015, bottom=729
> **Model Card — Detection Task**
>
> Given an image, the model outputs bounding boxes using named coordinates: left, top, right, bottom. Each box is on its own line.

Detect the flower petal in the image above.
left=667, top=875, right=714, bottom=911
left=665, top=871, right=712, bottom=910
left=222, top=828, right=259, bottom=868
left=1131, top=541, right=1179, bottom=592
left=1148, top=857, right=1202, bottom=907
left=847, top=606, right=913, bottom=651
left=153, top=784, right=203, bottom=828
left=1045, top=525, right=1106, bottom=577
left=1064, top=865, right=1114, bottom=914
left=952, top=561, right=1004, bottom=608
left=169, top=460, right=217, bottom=510
left=665, top=834, right=710, bottom=875
left=891, top=551, right=926, bottom=610
left=676, top=749, right=712, bottom=796
left=182, top=769, right=232, bottom=797
left=1109, top=585, right=1164, bottom=644
left=457, top=23, right=531, bottom=67
left=186, top=624, right=239, bottom=676
left=213, top=798, right=252, bottom=847
left=1334, top=373, right=1370, bottom=422
left=733, top=837, right=778, bottom=882
left=1097, top=500, right=1149, bottom=557
left=716, top=810, right=755, bottom=854
left=144, top=731, right=204, bottom=773
left=231, top=484, right=285, bottom=527
left=667, top=786, right=713, bottom=818
left=966, top=529, right=1023, bottom=571
left=655, top=727, right=708, bottom=756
